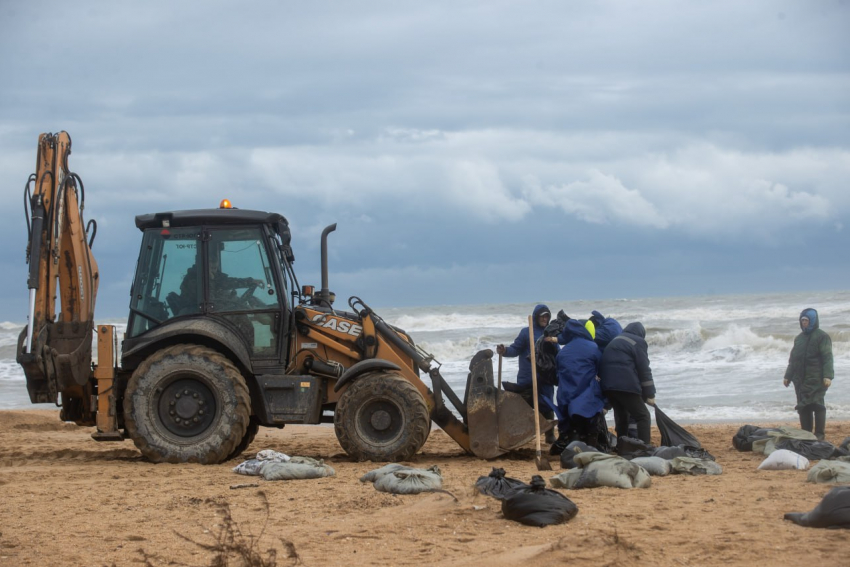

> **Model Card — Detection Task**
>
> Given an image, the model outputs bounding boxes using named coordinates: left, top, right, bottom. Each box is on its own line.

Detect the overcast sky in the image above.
left=1, top=1, right=848, bottom=321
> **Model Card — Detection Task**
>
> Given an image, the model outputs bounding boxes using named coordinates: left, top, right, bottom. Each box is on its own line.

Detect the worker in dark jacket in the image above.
left=555, top=319, right=605, bottom=446
left=497, top=304, right=556, bottom=442
left=599, top=322, right=656, bottom=444
left=784, top=308, right=834, bottom=440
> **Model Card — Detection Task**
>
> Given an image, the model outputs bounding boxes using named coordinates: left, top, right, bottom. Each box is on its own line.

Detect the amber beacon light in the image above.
left=219, top=199, right=233, bottom=209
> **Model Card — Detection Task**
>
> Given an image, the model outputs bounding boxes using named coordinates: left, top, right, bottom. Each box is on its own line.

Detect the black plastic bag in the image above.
left=651, top=445, right=687, bottom=460
left=732, top=425, right=780, bottom=452
left=616, top=436, right=656, bottom=459
left=501, top=476, right=578, bottom=527
left=559, top=441, right=601, bottom=469
left=784, top=486, right=850, bottom=529
left=535, top=312, right=568, bottom=388
left=654, top=405, right=701, bottom=448
left=775, top=439, right=837, bottom=461
left=475, top=468, right=529, bottom=500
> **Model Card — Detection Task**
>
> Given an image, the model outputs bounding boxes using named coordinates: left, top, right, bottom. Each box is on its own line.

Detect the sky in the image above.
left=1, top=1, right=848, bottom=322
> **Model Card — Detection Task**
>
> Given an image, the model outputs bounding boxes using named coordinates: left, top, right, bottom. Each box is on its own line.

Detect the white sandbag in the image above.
left=550, top=453, right=651, bottom=489
left=261, top=459, right=335, bottom=481
left=360, top=463, right=413, bottom=483
left=631, top=456, right=672, bottom=476
left=807, top=460, right=850, bottom=485
left=256, top=450, right=290, bottom=463
left=671, top=457, right=723, bottom=475
left=757, top=449, right=810, bottom=471
left=232, top=459, right=265, bottom=476
left=373, top=468, right=442, bottom=494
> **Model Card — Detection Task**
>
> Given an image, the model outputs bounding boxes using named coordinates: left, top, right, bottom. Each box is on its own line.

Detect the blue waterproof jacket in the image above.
left=591, top=310, right=623, bottom=350
left=598, top=322, right=656, bottom=399
left=504, top=304, right=554, bottom=402
left=555, top=319, right=604, bottom=419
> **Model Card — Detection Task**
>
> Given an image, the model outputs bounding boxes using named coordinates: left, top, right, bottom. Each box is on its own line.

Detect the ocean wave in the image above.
left=389, top=313, right=521, bottom=333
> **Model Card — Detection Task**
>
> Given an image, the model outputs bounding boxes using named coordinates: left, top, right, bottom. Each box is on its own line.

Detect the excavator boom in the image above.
left=18, top=132, right=99, bottom=421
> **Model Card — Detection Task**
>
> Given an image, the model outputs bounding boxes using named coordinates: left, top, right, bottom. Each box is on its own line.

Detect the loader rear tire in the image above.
left=334, top=372, right=430, bottom=462
left=124, top=344, right=250, bottom=464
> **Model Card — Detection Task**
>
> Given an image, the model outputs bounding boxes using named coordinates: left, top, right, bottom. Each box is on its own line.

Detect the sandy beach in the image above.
left=0, top=410, right=847, bottom=567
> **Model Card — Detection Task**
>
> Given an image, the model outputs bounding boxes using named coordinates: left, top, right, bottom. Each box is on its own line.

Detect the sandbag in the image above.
left=616, top=436, right=656, bottom=459
left=654, top=405, right=701, bottom=448
left=261, top=459, right=336, bottom=481
left=775, top=439, right=837, bottom=461
left=807, top=460, right=850, bottom=485
left=360, top=463, right=413, bottom=483
left=373, top=467, right=442, bottom=494
left=501, top=475, right=578, bottom=527
left=256, top=449, right=291, bottom=463
left=233, top=459, right=266, bottom=476
left=785, top=486, right=850, bottom=529
left=752, top=427, right=817, bottom=456
left=670, top=457, right=723, bottom=476
left=559, top=441, right=601, bottom=469
left=651, top=446, right=686, bottom=460
left=631, top=456, right=672, bottom=476
left=550, top=453, right=651, bottom=489
left=757, top=449, right=810, bottom=471
left=474, top=468, right=528, bottom=500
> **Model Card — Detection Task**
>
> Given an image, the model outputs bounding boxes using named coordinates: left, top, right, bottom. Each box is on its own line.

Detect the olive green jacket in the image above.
left=784, top=328, right=834, bottom=408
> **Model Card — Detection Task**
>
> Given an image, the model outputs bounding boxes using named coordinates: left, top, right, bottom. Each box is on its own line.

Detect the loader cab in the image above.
left=125, top=209, right=295, bottom=364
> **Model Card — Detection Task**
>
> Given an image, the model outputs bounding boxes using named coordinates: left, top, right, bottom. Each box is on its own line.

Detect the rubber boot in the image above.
left=798, top=408, right=813, bottom=433
left=814, top=406, right=826, bottom=441
left=545, top=429, right=557, bottom=445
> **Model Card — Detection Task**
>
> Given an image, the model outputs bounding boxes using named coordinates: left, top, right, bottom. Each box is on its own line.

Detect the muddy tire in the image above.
left=334, top=372, right=430, bottom=461
left=124, top=344, right=250, bottom=464
left=226, top=416, right=261, bottom=461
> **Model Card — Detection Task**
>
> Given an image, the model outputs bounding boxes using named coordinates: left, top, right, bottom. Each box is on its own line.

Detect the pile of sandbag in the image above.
left=615, top=436, right=714, bottom=462
left=550, top=453, right=652, bottom=489
left=232, top=450, right=335, bottom=480
left=360, top=463, right=443, bottom=495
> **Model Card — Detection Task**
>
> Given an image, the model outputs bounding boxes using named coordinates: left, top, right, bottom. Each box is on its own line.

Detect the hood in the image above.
left=623, top=321, right=646, bottom=339
left=532, top=304, right=551, bottom=328
left=800, top=308, right=819, bottom=334
left=564, top=318, right=594, bottom=342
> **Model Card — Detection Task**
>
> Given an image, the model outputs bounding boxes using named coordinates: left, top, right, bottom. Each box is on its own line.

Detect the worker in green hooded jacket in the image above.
left=783, top=308, right=834, bottom=440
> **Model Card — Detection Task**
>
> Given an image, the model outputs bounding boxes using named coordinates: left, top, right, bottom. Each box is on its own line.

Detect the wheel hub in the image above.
left=370, top=409, right=392, bottom=431
left=157, top=378, right=216, bottom=438
left=356, top=399, right=403, bottom=446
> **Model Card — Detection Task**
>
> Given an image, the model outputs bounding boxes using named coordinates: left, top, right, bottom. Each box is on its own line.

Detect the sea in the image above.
left=2, top=290, right=848, bottom=424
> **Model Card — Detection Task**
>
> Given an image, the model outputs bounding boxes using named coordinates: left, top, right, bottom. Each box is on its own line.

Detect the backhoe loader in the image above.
left=17, top=132, right=553, bottom=464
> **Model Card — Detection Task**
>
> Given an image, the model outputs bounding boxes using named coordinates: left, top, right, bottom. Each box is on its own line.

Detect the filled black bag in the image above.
left=559, top=441, right=601, bottom=469
left=501, top=476, right=578, bottom=527
left=775, top=439, right=837, bottom=461
left=651, top=445, right=687, bottom=460
left=475, top=468, right=529, bottom=500
left=784, top=486, right=850, bottom=529
left=654, top=405, right=701, bottom=448
left=616, top=436, right=656, bottom=459
left=535, top=311, right=568, bottom=388
left=732, top=425, right=780, bottom=452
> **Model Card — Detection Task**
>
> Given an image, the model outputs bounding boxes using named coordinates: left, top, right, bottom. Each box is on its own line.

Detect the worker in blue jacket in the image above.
left=555, top=318, right=607, bottom=447
left=497, top=304, right=556, bottom=443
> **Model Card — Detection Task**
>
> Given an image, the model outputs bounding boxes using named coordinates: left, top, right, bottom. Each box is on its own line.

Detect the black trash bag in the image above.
left=775, top=439, right=837, bottom=461
left=681, top=446, right=716, bottom=461
left=654, top=405, right=701, bottom=448
left=616, top=436, right=656, bottom=459
left=475, top=468, right=529, bottom=500
left=651, top=445, right=687, bottom=460
left=784, top=486, right=850, bottom=529
left=732, top=425, right=780, bottom=452
left=836, top=437, right=850, bottom=458
left=501, top=475, right=578, bottom=527
left=559, top=441, right=601, bottom=469
left=535, top=312, right=568, bottom=388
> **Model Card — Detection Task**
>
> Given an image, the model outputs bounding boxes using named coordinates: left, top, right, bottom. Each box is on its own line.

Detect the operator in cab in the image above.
left=179, top=250, right=265, bottom=312
left=496, top=304, right=557, bottom=444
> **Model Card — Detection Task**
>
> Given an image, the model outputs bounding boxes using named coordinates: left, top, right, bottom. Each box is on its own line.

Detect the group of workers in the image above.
left=496, top=305, right=656, bottom=450
left=497, top=304, right=836, bottom=452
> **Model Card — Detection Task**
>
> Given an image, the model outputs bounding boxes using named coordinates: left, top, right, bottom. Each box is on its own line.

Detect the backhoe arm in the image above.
left=18, top=132, right=100, bottom=421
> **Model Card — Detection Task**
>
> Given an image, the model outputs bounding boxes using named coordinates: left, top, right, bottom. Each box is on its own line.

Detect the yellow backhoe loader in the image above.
left=17, top=132, right=553, bottom=464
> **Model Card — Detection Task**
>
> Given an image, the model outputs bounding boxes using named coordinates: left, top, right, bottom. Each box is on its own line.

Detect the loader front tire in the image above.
left=334, top=372, right=430, bottom=462
left=124, top=344, right=250, bottom=464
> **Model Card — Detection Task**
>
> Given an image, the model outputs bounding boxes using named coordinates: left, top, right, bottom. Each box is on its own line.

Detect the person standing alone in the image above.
left=783, top=308, right=834, bottom=441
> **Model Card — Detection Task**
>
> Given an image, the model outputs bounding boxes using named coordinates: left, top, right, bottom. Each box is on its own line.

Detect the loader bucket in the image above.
left=464, top=349, right=554, bottom=459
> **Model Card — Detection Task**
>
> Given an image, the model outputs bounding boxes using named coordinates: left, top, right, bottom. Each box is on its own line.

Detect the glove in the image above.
left=645, top=398, right=656, bottom=406
left=496, top=344, right=506, bottom=355
left=824, top=378, right=832, bottom=388
left=783, top=379, right=790, bottom=387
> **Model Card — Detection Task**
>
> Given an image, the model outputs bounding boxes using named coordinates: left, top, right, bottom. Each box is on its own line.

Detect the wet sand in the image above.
left=0, top=410, right=847, bottom=566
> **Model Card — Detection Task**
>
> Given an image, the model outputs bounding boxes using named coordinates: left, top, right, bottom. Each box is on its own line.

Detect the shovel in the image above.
left=497, top=352, right=503, bottom=390
left=528, top=315, right=552, bottom=471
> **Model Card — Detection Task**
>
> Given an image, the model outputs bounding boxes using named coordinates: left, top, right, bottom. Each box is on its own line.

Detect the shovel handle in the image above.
left=497, top=352, right=503, bottom=390
left=528, top=316, right=543, bottom=454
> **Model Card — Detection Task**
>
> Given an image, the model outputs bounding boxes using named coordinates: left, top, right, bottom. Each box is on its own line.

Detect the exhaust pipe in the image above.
left=318, top=223, right=337, bottom=306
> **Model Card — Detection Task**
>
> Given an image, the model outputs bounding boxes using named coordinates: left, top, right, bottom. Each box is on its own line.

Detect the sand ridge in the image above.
left=0, top=410, right=847, bottom=566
